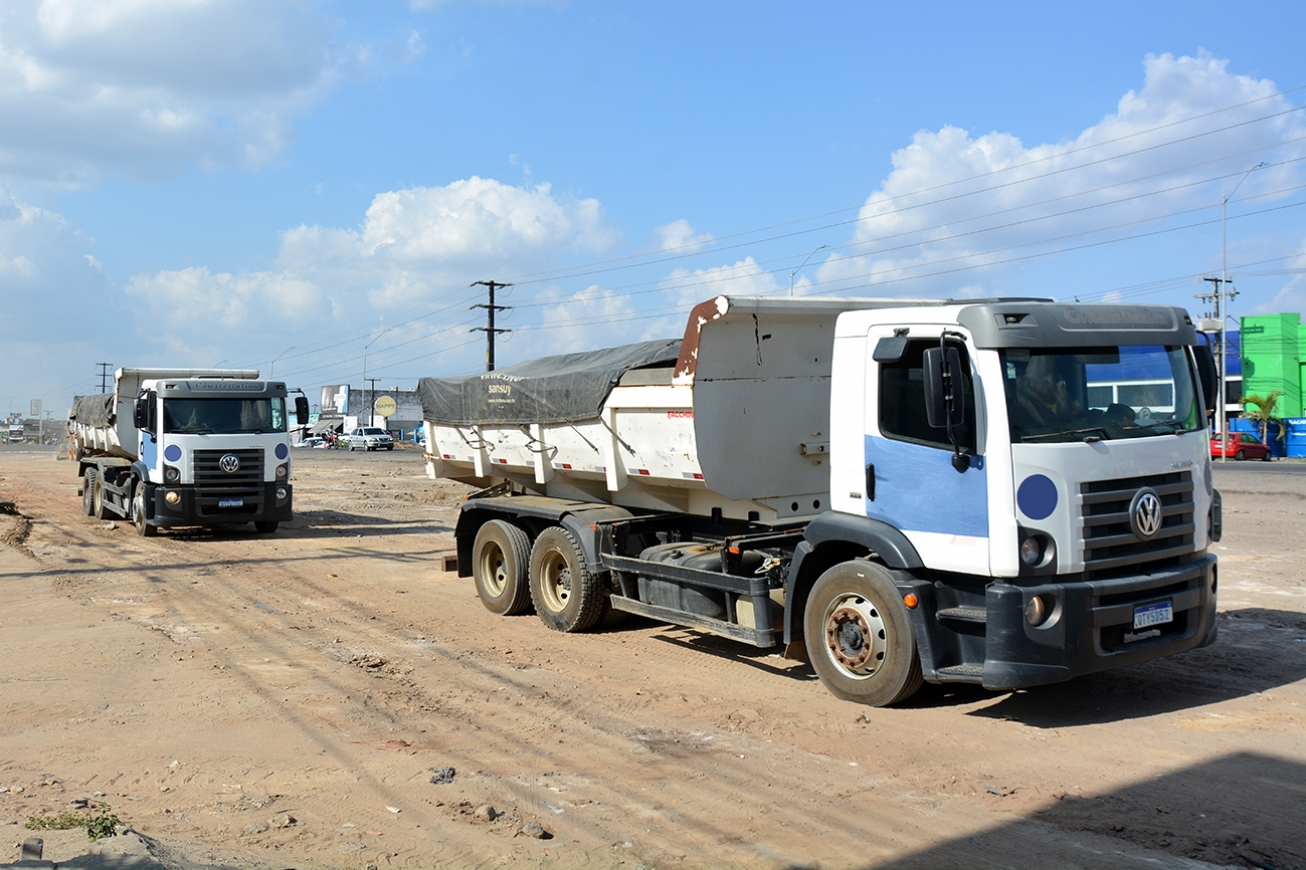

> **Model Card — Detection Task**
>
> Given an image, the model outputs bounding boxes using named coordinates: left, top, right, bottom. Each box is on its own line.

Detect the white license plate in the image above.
left=1133, top=600, right=1173, bottom=630
left=218, top=498, right=244, bottom=508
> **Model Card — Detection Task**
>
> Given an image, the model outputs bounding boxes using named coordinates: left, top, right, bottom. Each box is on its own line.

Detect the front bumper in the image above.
left=143, top=482, right=293, bottom=528
left=978, top=555, right=1218, bottom=689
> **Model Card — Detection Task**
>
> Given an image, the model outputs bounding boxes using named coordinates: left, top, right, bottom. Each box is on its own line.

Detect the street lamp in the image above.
left=270, top=346, right=296, bottom=378
left=1216, top=161, right=1266, bottom=461
left=362, top=328, right=392, bottom=427
left=790, top=245, right=828, bottom=296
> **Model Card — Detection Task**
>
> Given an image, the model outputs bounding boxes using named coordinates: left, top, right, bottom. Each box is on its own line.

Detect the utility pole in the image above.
left=470, top=280, right=513, bottom=372
left=96, top=363, right=113, bottom=393
left=366, top=378, right=379, bottom=427
left=1197, top=276, right=1237, bottom=452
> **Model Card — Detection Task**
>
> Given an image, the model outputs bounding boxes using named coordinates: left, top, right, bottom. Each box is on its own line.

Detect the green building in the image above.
left=1238, top=312, right=1305, bottom=418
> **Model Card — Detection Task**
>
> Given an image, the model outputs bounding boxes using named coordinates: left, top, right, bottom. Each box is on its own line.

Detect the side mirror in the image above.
left=1193, top=345, right=1218, bottom=415
left=295, top=396, right=310, bottom=425
left=923, top=346, right=964, bottom=428
left=134, top=395, right=149, bottom=430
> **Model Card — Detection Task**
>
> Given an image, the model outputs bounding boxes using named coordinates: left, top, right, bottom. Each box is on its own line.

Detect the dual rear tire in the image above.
left=470, top=521, right=608, bottom=632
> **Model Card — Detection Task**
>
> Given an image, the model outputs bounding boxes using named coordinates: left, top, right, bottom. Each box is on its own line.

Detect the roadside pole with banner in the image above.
left=373, top=395, right=397, bottom=429
left=31, top=399, right=42, bottom=444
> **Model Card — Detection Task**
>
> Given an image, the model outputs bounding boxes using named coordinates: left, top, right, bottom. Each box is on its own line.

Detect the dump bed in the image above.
left=420, top=295, right=937, bottom=522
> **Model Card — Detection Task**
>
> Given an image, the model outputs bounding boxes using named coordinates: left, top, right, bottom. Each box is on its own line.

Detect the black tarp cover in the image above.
left=418, top=338, right=680, bottom=426
left=70, top=394, right=115, bottom=426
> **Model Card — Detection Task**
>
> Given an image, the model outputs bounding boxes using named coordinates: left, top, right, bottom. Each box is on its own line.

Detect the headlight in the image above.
left=164, top=490, right=181, bottom=505
left=1020, top=537, right=1042, bottom=566
left=276, top=463, right=289, bottom=480
left=164, top=465, right=180, bottom=483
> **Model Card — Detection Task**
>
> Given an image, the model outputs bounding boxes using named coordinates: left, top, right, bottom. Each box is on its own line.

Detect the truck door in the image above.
left=865, top=329, right=989, bottom=572
left=139, top=391, right=160, bottom=476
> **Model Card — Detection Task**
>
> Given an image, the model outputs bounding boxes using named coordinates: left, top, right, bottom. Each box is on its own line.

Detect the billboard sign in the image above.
left=321, top=385, right=349, bottom=415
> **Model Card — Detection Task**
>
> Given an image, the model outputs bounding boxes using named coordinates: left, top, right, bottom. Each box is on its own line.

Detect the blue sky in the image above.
left=3, top=1, right=1306, bottom=416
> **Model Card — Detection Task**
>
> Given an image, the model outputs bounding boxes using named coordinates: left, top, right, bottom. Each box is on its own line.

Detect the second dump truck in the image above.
left=69, top=368, right=309, bottom=536
left=420, top=296, right=1221, bottom=706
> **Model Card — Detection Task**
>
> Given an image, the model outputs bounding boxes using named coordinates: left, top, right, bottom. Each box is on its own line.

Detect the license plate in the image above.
left=218, top=498, right=244, bottom=508
left=1133, top=600, right=1173, bottom=630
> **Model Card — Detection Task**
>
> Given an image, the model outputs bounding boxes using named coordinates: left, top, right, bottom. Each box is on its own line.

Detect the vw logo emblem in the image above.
left=1129, top=487, right=1162, bottom=539
left=219, top=454, right=241, bottom=474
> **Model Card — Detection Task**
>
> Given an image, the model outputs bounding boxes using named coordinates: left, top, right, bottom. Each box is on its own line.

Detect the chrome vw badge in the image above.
left=1129, top=487, right=1162, bottom=539
left=218, top=454, right=241, bottom=474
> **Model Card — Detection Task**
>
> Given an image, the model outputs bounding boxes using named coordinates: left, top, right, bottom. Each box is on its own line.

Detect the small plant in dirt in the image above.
left=25, top=805, right=121, bottom=840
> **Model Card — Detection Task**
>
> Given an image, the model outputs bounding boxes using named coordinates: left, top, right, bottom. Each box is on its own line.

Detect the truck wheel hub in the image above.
left=827, top=606, right=873, bottom=669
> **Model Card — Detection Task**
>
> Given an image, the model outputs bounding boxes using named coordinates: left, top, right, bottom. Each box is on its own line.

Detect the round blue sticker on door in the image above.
left=1017, top=474, right=1057, bottom=520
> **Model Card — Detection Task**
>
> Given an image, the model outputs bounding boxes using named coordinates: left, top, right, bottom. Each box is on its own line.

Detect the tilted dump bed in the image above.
left=420, top=295, right=941, bottom=522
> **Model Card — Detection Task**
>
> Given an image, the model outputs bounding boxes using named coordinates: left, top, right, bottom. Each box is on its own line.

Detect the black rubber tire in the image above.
left=254, top=521, right=279, bottom=534
left=529, top=525, right=606, bottom=632
left=386, top=445, right=393, bottom=451
left=130, top=484, right=156, bottom=537
left=803, top=561, right=923, bottom=707
left=1235, top=449, right=1245, bottom=460
left=91, top=472, right=110, bottom=520
left=472, top=520, right=533, bottom=615
left=1261, top=450, right=1272, bottom=461
left=597, top=599, right=629, bottom=628
left=82, top=469, right=97, bottom=516
left=349, top=443, right=356, bottom=451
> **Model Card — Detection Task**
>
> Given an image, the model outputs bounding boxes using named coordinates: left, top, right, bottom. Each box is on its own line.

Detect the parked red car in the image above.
left=1211, top=432, right=1273, bottom=461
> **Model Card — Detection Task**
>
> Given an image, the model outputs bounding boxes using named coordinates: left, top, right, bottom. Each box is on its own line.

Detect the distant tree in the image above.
left=1240, top=390, right=1286, bottom=446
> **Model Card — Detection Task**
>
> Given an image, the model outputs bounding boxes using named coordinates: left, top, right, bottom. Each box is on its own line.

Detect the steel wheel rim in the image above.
left=822, top=592, right=888, bottom=680
left=477, top=542, right=508, bottom=597
left=538, top=550, right=571, bottom=612
left=132, top=491, right=144, bottom=528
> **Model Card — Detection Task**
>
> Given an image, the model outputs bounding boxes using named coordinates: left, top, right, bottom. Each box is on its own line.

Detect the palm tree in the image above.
left=1240, top=390, right=1286, bottom=446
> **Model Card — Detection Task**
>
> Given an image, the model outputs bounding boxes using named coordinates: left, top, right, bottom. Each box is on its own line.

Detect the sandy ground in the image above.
left=0, top=445, right=1303, bottom=870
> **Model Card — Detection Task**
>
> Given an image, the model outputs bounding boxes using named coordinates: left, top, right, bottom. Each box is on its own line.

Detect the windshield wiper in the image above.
left=1021, top=426, right=1109, bottom=443
left=172, top=425, right=215, bottom=434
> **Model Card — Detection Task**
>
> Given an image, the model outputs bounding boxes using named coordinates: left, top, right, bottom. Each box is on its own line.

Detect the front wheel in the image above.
left=803, top=561, right=922, bottom=707
left=130, top=484, right=156, bottom=537
left=529, top=526, right=605, bottom=632
left=472, top=519, right=532, bottom=615
left=1261, top=450, right=1272, bottom=462
left=254, top=521, right=279, bottom=533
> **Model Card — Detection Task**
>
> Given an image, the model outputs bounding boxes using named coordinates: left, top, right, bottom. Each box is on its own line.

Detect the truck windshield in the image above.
left=1002, top=345, right=1201, bottom=443
left=163, top=398, right=286, bottom=434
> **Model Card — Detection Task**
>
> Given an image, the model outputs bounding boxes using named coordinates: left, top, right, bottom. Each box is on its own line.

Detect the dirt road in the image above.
left=1, top=446, right=1303, bottom=869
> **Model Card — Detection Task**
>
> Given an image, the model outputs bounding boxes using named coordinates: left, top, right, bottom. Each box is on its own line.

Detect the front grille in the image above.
left=193, top=448, right=265, bottom=488
left=1080, top=471, right=1194, bottom=572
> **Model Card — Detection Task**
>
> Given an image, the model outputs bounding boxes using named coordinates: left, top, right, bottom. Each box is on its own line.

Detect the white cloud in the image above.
left=819, top=53, right=1306, bottom=298
left=122, top=176, right=621, bottom=369
left=654, top=219, right=714, bottom=253
left=0, top=0, right=396, bottom=186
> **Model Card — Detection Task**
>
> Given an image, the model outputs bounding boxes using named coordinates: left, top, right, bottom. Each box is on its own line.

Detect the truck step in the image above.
left=936, top=606, right=987, bottom=623
left=936, top=663, right=985, bottom=682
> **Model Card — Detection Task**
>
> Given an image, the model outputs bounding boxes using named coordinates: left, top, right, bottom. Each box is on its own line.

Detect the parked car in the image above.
left=1211, top=432, right=1273, bottom=461
left=346, top=426, right=394, bottom=451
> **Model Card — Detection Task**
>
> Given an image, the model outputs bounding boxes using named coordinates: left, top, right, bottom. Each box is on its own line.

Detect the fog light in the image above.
left=164, top=465, right=180, bottom=483
left=276, top=487, right=288, bottom=501
left=164, top=490, right=180, bottom=505
left=1020, top=536, right=1042, bottom=566
left=1025, top=595, right=1048, bottom=626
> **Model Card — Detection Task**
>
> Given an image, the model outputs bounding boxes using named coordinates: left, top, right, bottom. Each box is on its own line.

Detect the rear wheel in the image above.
left=472, top=520, right=532, bottom=615
left=804, top=561, right=922, bottom=707
left=529, top=526, right=605, bottom=632
left=1261, top=450, right=1272, bottom=461
left=82, top=469, right=97, bottom=516
left=91, top=472, right=110, bottom=519
left=130, top=483, right=156, bottom=537
left=254, top=521, right=279, bottom=533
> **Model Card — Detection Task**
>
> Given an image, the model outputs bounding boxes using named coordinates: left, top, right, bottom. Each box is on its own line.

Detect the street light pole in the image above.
left=1216, top=162, right=1265, bottom=462
left=362, top=329, right=391, bottom=427
left=270, top=346, right=296, bottom=378
left=790, top=245, right=829, bottom=297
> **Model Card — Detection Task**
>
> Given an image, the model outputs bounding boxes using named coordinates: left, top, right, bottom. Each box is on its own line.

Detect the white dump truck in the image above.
left=419, top=296, right=1221, bottom=706
left=69, top=368, right=309, bottom=536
